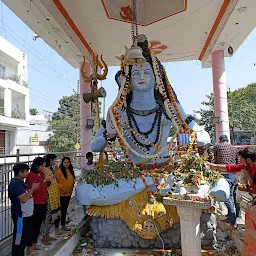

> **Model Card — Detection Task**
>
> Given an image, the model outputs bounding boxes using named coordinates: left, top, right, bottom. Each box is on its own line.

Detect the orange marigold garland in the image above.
left=104, top=51, right=201, bottom=202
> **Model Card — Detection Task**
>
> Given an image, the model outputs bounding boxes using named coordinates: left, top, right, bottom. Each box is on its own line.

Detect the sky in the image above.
left=0, top=2, right=256, bottom=117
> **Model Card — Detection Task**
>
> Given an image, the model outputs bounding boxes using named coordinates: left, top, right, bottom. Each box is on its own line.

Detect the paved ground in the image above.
left=35, top=199, right=84, bottom=256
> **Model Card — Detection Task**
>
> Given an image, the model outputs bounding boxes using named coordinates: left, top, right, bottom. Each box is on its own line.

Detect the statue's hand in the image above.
left=188, top=121, right=211, bottom=147
left=106, top=111, right=117, bottom=138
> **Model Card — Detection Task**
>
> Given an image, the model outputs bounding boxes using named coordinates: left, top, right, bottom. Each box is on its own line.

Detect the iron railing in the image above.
left=0, top=147, right=11, bottom=155
left=0, top=150, right=82, bottom=242
left=0, top=106, right=26, bottom=120
left=0, top=106, right=4, bottom=116
left=3, top=74, right=28, bottom=88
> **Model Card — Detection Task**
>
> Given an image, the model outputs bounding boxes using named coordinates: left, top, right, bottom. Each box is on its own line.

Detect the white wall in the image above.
left=4, top=88, right=11, bottom=117
left=0, top=36, right=27, bottom=82
left=16, top=115, right=52, bottom=154
left=0, top=35, right=29, bottom=124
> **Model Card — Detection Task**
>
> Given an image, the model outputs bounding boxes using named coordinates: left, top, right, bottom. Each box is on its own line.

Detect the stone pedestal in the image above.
left=177, top=206, right=202, bottom=256
left=163, top=198, right=213, bottom=256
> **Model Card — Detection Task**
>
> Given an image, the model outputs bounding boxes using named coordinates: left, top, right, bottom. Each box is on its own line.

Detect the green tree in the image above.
left=195, top=83, right=256, bottom=143
left=194, top=94, right=215, bottom=140
left=30, top=108, right=39, bottom=115
left=47, top=94, right=102, bottom=152
left=47, top=94, right=80, bottom=152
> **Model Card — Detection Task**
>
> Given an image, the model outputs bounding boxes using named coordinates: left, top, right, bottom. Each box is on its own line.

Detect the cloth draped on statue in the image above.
left=41, top=167, right=60, bottom=220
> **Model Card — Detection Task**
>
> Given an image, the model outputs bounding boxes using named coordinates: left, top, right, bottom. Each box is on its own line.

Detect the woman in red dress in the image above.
left=25, top=157, right=52, bottom=250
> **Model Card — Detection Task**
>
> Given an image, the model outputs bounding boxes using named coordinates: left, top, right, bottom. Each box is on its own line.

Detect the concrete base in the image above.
left=177, top=206, right=202, bottom=256
left=90, top=212, right=217, bottom=249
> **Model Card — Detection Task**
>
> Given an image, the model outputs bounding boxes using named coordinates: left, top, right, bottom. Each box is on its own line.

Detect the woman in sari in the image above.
left=40, top=154, right=60, bottom=245
left=207, top=148, right=256, bottom=255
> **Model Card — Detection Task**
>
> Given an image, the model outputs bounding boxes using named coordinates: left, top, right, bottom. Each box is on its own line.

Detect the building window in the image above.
left=0, top=65, right=5, bottom=79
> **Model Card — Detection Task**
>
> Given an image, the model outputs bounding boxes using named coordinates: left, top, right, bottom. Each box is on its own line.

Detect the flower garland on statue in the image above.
left=104, top=50, right=200, bottom=202
left=150, top=51, right=198, bottom=176
left=108, top=65, right=169, bottom=160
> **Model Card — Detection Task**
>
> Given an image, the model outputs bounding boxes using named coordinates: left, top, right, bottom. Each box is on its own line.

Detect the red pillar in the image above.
left=211, top=50, right=230, bottom=143
left=79, top=61, right=91, bottom=163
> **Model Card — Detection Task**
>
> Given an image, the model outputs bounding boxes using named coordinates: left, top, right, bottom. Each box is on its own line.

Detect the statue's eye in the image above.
left=132, top=71, right=139, bottom=77
left=157, top=211, right=164, bottom=218
left=144, top=71, right=150, bottom=75
left=136, top=212, right=142, bottom=218
left=129, top=200, right=133, bottom=207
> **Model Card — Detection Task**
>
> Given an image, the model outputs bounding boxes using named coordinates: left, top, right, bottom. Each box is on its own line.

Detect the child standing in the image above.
left=8, top=163, right=40, bottom=256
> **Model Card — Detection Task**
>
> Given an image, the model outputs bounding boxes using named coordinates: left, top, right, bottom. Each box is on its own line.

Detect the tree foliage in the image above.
left=29, top=108, right=39, bottom=115
left=47, top=94, right=102, bottom=152
left=47, top=95, right=79, bottom=152
left=195, top=83, right=256, bottom=143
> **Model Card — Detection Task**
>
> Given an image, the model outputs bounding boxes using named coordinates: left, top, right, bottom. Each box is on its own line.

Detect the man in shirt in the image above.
left=208, top=148, right=256, bottom=192
left=8, top=163, right=40, bottom=256
left=81, top=152, right=95, bottom=220
left=207, top=148, right=256, bottom=254
left=207, top=147, right=215, bottom=163
left=213, top=135, right=239, bottom=228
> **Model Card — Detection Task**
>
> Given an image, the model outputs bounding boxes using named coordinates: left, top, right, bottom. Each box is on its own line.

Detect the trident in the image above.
left=80, top=55, right=108, bottom=130
left=80, top=55, right=109, bottom=167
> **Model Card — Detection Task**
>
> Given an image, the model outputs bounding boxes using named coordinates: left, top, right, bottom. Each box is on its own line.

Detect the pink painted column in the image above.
left=79, top=61, right=92, bottom=163
left=211, top=50, right=230, bottom=143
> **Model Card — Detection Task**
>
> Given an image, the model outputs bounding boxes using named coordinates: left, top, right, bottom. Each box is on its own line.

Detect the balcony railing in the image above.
left=2, top=74, right=28, bottom=88
left=0, top=106, right=26, bottom=120
left=0, top=106, right=4, bottom=116
left=11, top=108, right=26, bottom=120
left=0, top=147, right=11, bottom=155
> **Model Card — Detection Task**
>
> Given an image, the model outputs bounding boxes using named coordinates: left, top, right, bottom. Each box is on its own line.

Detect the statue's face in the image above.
left=130, top=62, right=155, bottom=92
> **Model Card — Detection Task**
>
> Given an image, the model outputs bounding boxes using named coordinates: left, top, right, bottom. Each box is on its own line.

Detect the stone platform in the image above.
left=90, top=212, right=217, bottom=249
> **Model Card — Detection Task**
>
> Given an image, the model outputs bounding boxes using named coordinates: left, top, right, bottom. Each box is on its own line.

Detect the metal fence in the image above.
left=0, top=150, right=82, bottom=242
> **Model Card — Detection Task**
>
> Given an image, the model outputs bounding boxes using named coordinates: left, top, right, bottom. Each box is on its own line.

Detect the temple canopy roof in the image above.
left=4, top=0, right=256, bottom=68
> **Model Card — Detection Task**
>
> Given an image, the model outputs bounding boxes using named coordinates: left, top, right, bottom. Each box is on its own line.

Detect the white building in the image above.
left=0, top=36, right=29, bottom=155
left=16, top=114, right=53, bottom=154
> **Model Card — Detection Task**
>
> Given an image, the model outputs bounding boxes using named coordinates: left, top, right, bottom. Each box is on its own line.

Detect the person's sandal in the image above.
left=41, top=240, right=52, bottom=245
left=61, top=226, right=71, bottom=232
left=27, top=251, right=38, bottom=256
left=55, top=228, right=63, bottom=235
left=48, top=236, right=57, bottom=241
left=230, top=225, right=238, bottom=230
left=33, top=244, right=43, bottom=250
